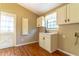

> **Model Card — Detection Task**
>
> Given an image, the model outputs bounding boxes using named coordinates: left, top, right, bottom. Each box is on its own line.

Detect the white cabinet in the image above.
left=39, top=34, right=45, bottom=48
left=39, top=33, right=57, bottom=53
left=37, top=16, right=44, bottom=27
left=69, top=4, right=79, bottom=23
left=57, top=4, right=79, bottom=25
left=57, top=5, right=67, bottom=25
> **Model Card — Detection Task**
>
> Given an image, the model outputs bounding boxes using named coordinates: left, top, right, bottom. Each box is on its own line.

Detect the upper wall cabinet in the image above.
left=57, top=4, right=79, bottom=25
left=57, top=5, right=67, bottom=25
left=37, top=16, right=44, bottom=27
left=69, top=4, right=79, bottom=23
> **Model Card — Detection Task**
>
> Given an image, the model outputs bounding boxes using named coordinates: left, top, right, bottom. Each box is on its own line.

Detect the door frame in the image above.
left=0, top=11, right=16, bottom=47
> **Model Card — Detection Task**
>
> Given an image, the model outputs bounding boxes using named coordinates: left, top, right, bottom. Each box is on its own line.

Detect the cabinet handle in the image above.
left=68, top=19, right=70, bottom=22
left=65, top=19, right=67, bottom=23
left=43, top=37, right=45, bottom=40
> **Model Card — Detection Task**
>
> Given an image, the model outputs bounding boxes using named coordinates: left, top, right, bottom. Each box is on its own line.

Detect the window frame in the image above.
left=44, top=12, right=58, bottom=30
left=0, top=11, right=16, bottom=34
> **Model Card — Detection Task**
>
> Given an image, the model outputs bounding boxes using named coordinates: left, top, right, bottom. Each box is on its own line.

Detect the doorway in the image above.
left=0, top=11, right=16, bottom=49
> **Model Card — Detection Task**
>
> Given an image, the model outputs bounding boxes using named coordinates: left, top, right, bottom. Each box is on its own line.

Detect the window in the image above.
left=44, top=12, right=58, bottom=30
left=0, top=12, right=15, bottom=33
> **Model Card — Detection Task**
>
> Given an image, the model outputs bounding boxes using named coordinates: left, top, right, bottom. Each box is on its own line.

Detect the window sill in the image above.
left=46, top=28, right=59, bottom=33
left=46, top=28, right=58, bottom=30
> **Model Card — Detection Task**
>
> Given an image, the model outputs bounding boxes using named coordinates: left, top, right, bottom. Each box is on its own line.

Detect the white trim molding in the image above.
left=16, top=41, right=38, bottom=46
left=58, top=49, right=76, bottom=56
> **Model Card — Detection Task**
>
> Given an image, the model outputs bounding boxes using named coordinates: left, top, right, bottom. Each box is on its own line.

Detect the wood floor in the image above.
left=0, top=43, right=68, bottom=56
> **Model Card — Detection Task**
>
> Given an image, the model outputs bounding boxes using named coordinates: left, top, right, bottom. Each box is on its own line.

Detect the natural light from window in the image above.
left=0, top=12, right=14, bottom=33
left=43, top=12, right=58, bottom=30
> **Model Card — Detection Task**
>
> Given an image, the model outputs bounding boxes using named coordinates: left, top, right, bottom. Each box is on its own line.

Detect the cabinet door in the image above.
left=57, top=5, right=67, bottom=25
left=37, top=17, right=42, bottom=27
left=69, top=4, right=79, bottom=23
left=37, top=16, right=44, bottom=27
left=44, top=35, right=51, bottom=52
left=39, top=34, right=45, bottom=49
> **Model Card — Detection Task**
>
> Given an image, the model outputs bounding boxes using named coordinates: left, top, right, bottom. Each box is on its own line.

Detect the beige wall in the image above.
left=1, top=3, right=79, bottom=55
left=43, top=4, right=79, bottom=55
left=58, top=24, right=79, bottom=55
left=0, top=3, right=38, bottom=45
left=42, top=4, right=65, bottom=16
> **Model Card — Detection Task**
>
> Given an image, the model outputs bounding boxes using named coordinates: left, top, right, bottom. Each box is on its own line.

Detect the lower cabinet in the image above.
left=39, top=33, right=57, bottom=53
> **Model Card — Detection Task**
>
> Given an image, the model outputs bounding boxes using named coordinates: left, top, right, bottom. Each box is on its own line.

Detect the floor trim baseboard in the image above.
left=16, top=41, right=38, bottom=47
left=57, top=49, right=75, bottom=56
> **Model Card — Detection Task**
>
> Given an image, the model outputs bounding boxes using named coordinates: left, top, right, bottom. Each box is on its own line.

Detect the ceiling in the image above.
left=19, top=3, right=62, bottom=15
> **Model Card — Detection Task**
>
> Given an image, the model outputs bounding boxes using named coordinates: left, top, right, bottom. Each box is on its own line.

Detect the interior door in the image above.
left=0, top=11, right=16, bottom=49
